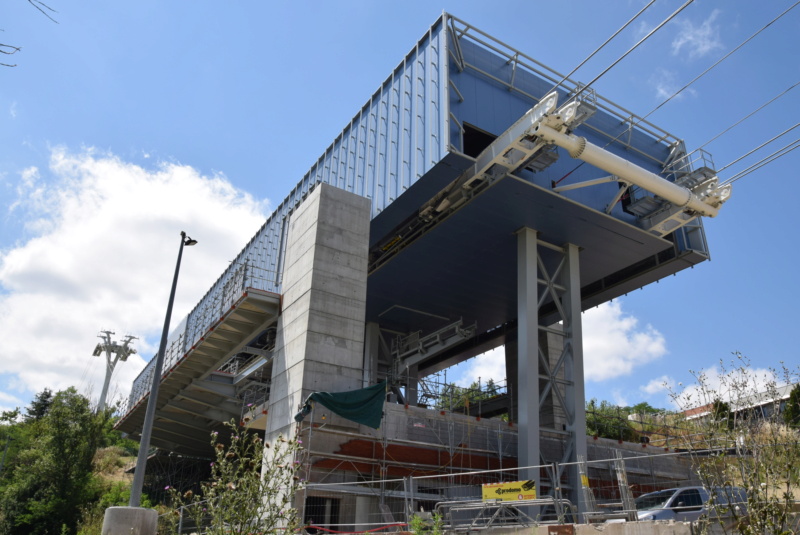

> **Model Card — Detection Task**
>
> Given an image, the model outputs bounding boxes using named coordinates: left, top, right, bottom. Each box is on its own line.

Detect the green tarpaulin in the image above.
left=296, top=381, right=387, bottom=429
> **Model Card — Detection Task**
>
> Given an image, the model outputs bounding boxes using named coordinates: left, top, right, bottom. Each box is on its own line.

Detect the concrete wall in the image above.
left=266, top=183, right=371, bottom=442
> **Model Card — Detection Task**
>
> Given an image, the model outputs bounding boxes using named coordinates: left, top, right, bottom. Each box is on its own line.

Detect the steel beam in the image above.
left=516, top=227, right=540, bottom=492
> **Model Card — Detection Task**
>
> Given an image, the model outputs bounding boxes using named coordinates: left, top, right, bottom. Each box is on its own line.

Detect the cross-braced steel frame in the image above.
left=515, top=228, right=587, bottom=514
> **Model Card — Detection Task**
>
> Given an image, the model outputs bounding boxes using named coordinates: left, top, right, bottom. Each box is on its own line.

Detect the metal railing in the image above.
left=119, top=263, right=279, bottom=417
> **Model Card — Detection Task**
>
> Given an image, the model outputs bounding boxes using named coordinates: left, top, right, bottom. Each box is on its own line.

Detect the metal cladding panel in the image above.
left=304, top=17, right=448, bottom=218
left=176, top=17, right=450, bottom=358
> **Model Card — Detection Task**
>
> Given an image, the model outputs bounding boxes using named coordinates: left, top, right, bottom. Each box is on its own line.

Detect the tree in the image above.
left=437, top=380, right=506, bottom=416
left=670, top=354, right=800, bottom=535
left=2, top=1, right=58, bottom=67
left=165, top=417, right=303, bottom=535
left=24, top=388, right=53, bottom=422
left=783, top=383, right=800, bottom=428
left=0, top=387, right=107, bottom=535
left=585, top=399, right=638, bottom=442
left=711, top=398, right=734, bottom=430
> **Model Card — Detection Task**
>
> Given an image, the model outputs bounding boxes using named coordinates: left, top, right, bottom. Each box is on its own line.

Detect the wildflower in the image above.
left=210, top=462, right=215, bottom=467
left=247, top=403, right=254, bottom=407
left=183, top=490, right=193, bottom=499
left=165, top=485, right=171, bottom=490
left=227, top=482, right=237, bottom=490
left=297, top=438, right=303, bottom=443
left=216, top=443, right=224, bottom=451
left=226, top=452, right=236, bottom=459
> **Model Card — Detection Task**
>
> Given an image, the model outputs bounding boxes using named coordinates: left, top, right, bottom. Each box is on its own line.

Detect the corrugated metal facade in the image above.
left=182, top=17, right=449, bottom=353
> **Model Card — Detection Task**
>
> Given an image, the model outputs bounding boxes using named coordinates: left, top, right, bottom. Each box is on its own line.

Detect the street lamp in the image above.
left=129, top=231, right=197, bottom=507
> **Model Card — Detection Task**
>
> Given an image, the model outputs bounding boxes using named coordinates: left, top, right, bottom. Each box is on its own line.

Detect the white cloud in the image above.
left=9, top=101, right=18, bottom=119
left=448, top=301, right=667, bottom=388
left=670, top=363, right=777, bottom=410
left=672, top=9, right=724, bottom=59
left=640, top=375, right=675, bottom=395
left=0, top=389, right=25, bottom=415
left=634, top=20, right=655, bottom=40
left=0, top=148, right=270, bottom=408
left=451, top=346, right=506, bottom=388
left=611, top=389, right=630, bottom=407
left=648, top=68, right=697, bottom=101
left=583, top=301, right=667, bottom=381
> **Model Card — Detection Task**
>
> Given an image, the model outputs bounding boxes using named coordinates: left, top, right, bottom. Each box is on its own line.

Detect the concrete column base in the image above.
left=101, top=506, right=157, bottom=535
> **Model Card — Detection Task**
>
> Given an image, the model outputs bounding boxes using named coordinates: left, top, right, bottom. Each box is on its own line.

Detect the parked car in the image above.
left=633, top=486, right=747, bottom=522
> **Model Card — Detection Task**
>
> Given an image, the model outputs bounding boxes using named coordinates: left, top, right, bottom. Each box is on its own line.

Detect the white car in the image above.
left=633, top=486, right=747, bottom=522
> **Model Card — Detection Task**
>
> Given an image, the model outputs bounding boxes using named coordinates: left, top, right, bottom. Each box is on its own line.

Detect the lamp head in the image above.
left=180, top=231, right=198, bottom=246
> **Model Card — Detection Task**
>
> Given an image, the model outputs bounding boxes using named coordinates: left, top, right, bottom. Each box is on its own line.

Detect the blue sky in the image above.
left=1, top=1, right=798, bottom=415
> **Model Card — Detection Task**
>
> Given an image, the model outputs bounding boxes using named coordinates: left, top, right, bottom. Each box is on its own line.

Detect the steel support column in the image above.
left=518, top=230, right=587, bottom=513
left=563, top=243, right=587, bottom=514
left=516, top=228, right=540, bottom=491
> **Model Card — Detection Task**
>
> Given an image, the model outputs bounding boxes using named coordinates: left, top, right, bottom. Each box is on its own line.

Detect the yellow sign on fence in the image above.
left=481, top=480, right=537, bottom=502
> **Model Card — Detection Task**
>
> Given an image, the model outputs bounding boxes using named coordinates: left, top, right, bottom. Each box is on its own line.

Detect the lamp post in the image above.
left=129, top=231, right=197, bottom=507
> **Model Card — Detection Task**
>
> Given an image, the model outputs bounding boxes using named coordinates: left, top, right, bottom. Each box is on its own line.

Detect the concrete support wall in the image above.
left=266, top=183, right=371, bottom=441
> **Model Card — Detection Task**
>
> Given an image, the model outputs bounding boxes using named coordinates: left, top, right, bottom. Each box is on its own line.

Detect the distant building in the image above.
left=683, top=383, right=798, bottom=421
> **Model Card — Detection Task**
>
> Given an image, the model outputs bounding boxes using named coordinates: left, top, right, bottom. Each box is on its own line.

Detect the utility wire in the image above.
left=695, top=80, right=800, bottom=152
left=717, top=123, right=799, bottom=173
left=547, top=0, right=659, bottom=96
left=573, top=0, right=695, bottom=101
left=722, top=137, right=800, bottom=185
left=643, top=0, right=800, bottom=118
left=557, top=2, right=799, bottom=184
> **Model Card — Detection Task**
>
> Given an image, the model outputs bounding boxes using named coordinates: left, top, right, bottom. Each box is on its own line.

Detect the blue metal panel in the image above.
left=178, top=16, right=449, bottom=353
left=448, top=38, right=672, bottom=224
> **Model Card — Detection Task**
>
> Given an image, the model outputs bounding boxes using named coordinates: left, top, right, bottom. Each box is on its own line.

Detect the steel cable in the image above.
left=547, top=0, right=660, bottom=96
left=573, top=0, right=695, bottom=101
left=644, top=0, right=800, bottom=118
left=556, top=2, right=800, bottom=185
left=695, top=80, right=800, bottom=152
left=721, top=137, right=800, bottom=185
left=717, top=123, right=800, bottom=173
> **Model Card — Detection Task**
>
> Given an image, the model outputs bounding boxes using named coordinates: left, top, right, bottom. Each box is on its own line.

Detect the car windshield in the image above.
left=635, top=490, right=675, bottom=511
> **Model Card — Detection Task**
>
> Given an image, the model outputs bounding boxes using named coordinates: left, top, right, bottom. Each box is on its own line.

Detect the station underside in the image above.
left=366, top=167, right=706, bottom=337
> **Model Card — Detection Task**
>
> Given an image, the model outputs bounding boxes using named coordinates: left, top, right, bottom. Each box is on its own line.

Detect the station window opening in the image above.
left=462, top=123, right=496, bottom=158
